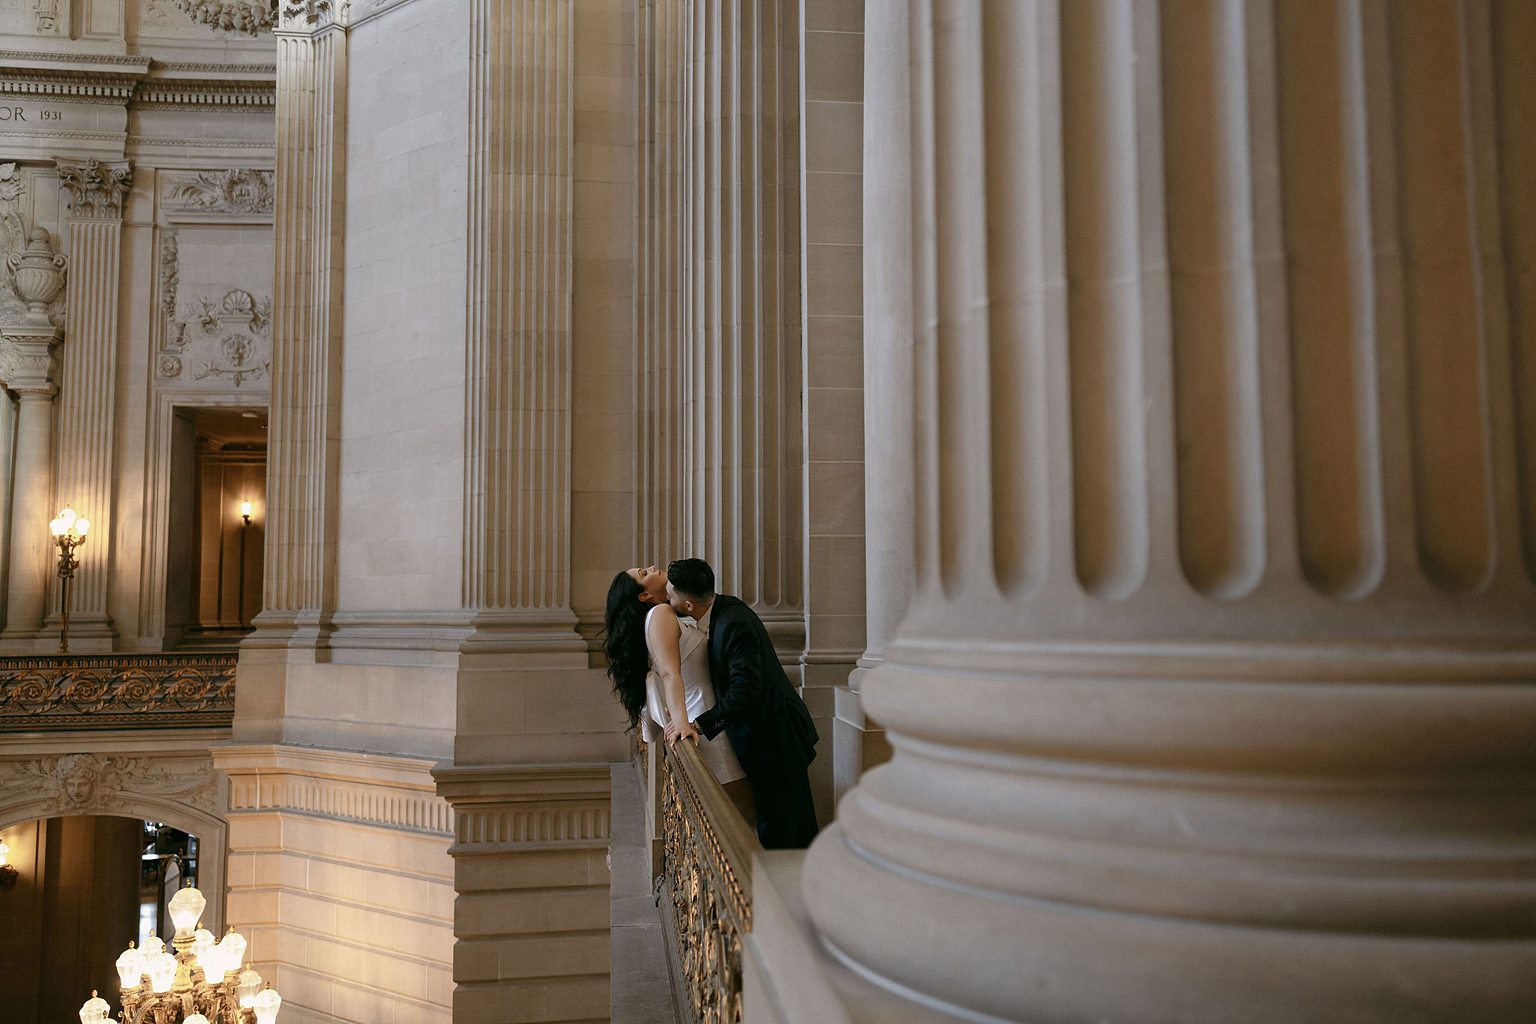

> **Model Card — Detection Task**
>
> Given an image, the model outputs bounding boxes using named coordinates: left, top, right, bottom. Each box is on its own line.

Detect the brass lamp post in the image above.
left=48, top=505, right=89, bottom=654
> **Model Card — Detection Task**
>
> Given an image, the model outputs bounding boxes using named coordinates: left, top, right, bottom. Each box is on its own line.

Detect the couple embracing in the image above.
left=603, top=558, right=820, bottom=850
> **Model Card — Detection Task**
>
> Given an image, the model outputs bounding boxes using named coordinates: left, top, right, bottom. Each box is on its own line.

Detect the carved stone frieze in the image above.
left=168, top=0, right=272, bottom=35
left=55, top=158, right=133, bottom=219
left=162, top=169, right=274, bottom=215
left=2, top=753, right=218, bottom=814
left=0, top=652, right=237, bottom=730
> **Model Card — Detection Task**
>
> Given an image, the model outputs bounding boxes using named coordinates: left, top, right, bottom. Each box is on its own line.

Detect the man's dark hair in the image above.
left=667, top=558, right=715, bottom=599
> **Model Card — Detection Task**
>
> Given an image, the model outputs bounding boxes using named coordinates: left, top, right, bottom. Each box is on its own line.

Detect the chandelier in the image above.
left=78, top=885, right=283, bottom=1024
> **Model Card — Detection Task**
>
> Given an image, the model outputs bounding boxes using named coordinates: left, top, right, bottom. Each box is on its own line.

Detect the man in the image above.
left=664, top=557, right=820, bottom=849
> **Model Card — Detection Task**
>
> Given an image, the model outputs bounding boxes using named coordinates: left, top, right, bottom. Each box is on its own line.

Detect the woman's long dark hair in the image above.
left=602, top=571, right=648, bottom=728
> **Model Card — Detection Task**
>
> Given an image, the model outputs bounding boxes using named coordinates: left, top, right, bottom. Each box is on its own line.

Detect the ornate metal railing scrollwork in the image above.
left=0, top=653, right=237, bottom=731
left=658, top=738, right=760, bottom=1024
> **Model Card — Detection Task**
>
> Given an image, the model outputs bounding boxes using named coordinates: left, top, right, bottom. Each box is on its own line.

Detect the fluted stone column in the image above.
left=460, top=0, right=581, bottom=652
left=794, top=1, right=1536, bottom=1021
left=638, top=0, right=803, bottom=650
left=831, top=0, right=904, bottom=804
left=50, top=158, right=131, bottom=648
left=235, top=4, right=348, bottom=739
left=0, top=326, right=63, bottom=642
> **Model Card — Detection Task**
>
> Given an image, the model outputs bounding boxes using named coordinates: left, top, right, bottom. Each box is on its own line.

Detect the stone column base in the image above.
left=745, top=850, right=973, bottom=1024
left=434, top=762, right=613, bottom=1024
left=831, top=684, right=890, bottom=806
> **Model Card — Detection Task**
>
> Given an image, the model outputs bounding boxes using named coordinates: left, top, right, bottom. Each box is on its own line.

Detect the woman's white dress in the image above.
left=642, top=606, right=746, bottom=785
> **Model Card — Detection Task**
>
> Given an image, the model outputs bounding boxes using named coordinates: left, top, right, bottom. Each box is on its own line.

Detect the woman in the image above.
left=602, top=565, right=747, bottom=791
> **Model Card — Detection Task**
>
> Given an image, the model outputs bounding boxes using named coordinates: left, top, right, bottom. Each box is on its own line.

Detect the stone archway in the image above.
left=0, top=749, right=229, bottom=932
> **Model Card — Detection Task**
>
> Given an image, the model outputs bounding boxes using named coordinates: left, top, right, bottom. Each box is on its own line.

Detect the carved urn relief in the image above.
left=5, top=227, right=67, bottom=313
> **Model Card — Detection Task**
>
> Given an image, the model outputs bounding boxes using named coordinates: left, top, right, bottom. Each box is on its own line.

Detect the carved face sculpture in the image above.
left=57, top=755, right=96, bottom=807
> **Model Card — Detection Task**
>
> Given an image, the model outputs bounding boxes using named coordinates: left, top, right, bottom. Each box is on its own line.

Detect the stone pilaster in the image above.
left=235, top=4, right=348, bottom=741
left=50, top=157, right=132, bottom=648
left=779, top=1, right=1536, bottom=1021
left=461, top=0, right=581, bottom=651
left=255, top=6, right=347, bottom=645
left=638, top=0, right=803, bottom=652
left=0, top=322, right=63, bottom=644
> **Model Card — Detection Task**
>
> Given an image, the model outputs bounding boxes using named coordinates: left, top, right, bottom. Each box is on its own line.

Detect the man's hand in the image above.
left=665, top=718, right=701, bottom=746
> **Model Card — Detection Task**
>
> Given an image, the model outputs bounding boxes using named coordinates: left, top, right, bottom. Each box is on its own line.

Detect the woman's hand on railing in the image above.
left=665, top=717, right=701, bottom=746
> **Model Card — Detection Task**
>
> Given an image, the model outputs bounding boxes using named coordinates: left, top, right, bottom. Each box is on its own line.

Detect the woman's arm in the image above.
left=645, top=605, right=701, bottom=743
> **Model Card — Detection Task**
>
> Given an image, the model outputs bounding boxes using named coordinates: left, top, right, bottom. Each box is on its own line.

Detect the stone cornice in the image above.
left=213, top=743, right=454, bottom=836
left=0, top=51, right=274, bottom=112
left=434, top=762, right=612, bottom=854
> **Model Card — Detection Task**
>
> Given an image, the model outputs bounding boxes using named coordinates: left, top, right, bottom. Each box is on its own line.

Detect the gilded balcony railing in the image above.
left=657, top=738, right=760, bottom=1024
left=0, top=653, right=237, bottom=731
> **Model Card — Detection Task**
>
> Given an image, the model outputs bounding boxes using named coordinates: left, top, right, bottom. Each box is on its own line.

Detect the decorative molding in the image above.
left=0, top=653, right=237, bottom=730
left=135, top=79, right=275, bottom=110
left=227, top=773, right=452, bottom=835
left=0, top=71, right=139, bottom=103
left=217, top=745, right=452, bottom=836
left=0, top=753, right=218, bottom=814
left=54, top=158, right=132, bottom=219
left=452, top=804, right=610, bottom=851
left=162, top=168, right=274, bottom=215
left=434, top=763, right=611, bottom=854
left=159, top=286, right=271, bottom=387
left=169, top=0, right=273, bottom=35
left=128, top=135, right=273, bottom=150
left=159, top=230, right=179, bottom=319
left=152, top=61, right=278, bottom=75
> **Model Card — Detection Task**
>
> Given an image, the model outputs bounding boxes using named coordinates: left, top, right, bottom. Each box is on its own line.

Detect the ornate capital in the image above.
left=0, top=324, right=62, bottom=397
left=54, top=159, right=133, bottom=220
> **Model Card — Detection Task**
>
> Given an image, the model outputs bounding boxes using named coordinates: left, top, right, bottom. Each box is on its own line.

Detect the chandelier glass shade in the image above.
left=85, top=885, right=281, bottom=1023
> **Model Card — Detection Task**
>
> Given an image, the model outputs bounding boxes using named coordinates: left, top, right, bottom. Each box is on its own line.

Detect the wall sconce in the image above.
left=0, top=837, right=17, bottom=890
left=237, top=500, right=254, bottom=624
left=48, top=504, right=89, bottom=655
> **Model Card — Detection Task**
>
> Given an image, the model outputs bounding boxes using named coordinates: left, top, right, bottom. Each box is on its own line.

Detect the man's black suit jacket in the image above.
left=693, top=594, right=819, bottom=776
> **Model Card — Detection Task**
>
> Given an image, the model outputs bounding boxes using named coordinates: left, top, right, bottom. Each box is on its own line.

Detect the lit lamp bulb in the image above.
left=168, top=885, right=206, bottom=939
left=0, top=838, right=9, bottom=865
left=77, top=990, right=110, bottom=1024
left=192, top=928, right=218, bottom=979
left=237, top=969, right=263, bottom=1008
left=252, top=986, right=282, bottom=1024
left=147, top=950, right=178, bottom=993
left=218, top=929, right=248, bottom=974
left=141, top=935, right=165, bottom=957
left=115, top=943, right=144, bottom=989
left=240, top=500, right=253, bottom=520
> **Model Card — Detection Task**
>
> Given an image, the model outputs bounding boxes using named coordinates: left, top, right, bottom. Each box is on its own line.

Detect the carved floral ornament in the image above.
left=54, top=159, right=133, bottom=219
left=162, top=168, right=274, bottom=215
left=164, top=0, right=335, bottom=34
